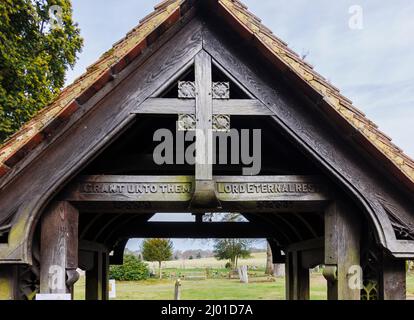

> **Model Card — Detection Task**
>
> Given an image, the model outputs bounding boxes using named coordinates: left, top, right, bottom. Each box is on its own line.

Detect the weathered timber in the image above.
left=136, top=98, right=271, bottom=115
left=85, top=252, right=103, bottom=300
left=63, top=175, right=194, bottom=203
left=83, top=242, right=109, bottom=301
left=194, top=50, right=213, bottom=181
left=137, top=98, right=194, bottom=114
left=105, top=222, right=277, bottom=239
left=379, top=252, right=406, bottom=300
left=324, top=200, right=360, bottom=300
left=285, top=251, right=309, bottom=300
left=0, top=265, right=17, bottom=300
left=39, top=202, right=79, bottom=295
left=215, top=176, right=329, bottom=202
left=286, top=237, right=324, bottom=253
left=63, top=175, right=329, bottom=203
left=201, top=19, right=414, bottom=255
left=0, top=17, right=204, bottom=263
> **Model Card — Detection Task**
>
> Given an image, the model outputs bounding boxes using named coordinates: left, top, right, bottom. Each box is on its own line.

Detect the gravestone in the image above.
left=238, top=265, right=249, bottom=283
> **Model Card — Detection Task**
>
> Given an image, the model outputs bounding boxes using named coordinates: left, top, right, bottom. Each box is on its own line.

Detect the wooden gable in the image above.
left=0, top=0, right=413, bottom=265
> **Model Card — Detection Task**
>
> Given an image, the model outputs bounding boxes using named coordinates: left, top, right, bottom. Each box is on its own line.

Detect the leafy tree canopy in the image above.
left=142, top=238, right=173, bottom=263
left=142, top=238, right=173, bottom=279
left=214, top=238, right=252, bottom=269
left=0, top=0, right=83, bottom=142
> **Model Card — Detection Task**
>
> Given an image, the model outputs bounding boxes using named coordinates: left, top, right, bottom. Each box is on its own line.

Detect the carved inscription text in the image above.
left=216, top=182, right=322, bottom=194
left=81, top=183, right=193, bottom=194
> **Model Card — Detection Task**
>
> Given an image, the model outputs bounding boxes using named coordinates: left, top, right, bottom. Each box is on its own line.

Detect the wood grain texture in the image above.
left=380, top=252, right=406, bottom=300
left=324, top=200, right=360, bottom=300
left=0, top=17, right=204, bottom=263
left=201, top=22, right=414, bottom=256
left=39, top=201, right=78, bottom=294
left=135, top=98, right=271, bottom=115
left=195, top=50, right=213, bottom=180
left=285, top=251, right=310, bottom=300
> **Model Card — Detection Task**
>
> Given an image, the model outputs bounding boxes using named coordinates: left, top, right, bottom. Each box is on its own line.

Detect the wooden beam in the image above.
left=137, top=98, right=194, bottom=114
left=63, top=175, right=194, bottom=203
left=135, top=98, right=272, bottom=115
left=215, top=175, right=329, bottom=202
left=214, top=99, right=273, bottom=115
left=39, top=201, right=79, bottom=295
left=379, top=252, right=406, bottom=300
left=323, top=200, right=360, bottom=300
left=0, top=18, right=204, bottom=265
left=286, top=237, right=324, bottom=253
left=111, top=222, right=276, bottom=239
left=63, top=175, right=329, bottom=204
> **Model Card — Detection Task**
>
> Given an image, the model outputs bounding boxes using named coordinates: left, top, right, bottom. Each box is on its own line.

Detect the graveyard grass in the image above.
left=74, top=252, right=414, bottom=300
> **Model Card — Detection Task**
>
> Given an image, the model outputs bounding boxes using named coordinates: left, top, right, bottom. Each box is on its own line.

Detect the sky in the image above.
left=66, top=1, right=414, bottom=251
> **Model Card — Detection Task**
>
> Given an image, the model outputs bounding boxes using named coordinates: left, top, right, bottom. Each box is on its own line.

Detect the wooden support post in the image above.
left=85, top=251, right=109, bottom=300
left=39, top=201, right=79, bottom=296
left=103, top=252, right=109, bottom=300
left=0, top=265, right=18, bottom=300
left=324, top=200, right=360, bottom=300
left=285, top=251, right=310, bottom=300
left=194, top=50, right=213, bottom=181
left=379, top=252, right=406, bottom=300
left=86, top=251, right=102, bottom=300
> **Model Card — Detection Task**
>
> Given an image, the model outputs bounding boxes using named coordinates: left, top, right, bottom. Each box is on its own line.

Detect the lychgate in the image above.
left=0, top=0, right=413, bottom=300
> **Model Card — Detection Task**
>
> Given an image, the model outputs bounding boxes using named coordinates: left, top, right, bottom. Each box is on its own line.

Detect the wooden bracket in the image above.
left=189, top=180, right=221, bottom=209
left=323, top=265, right=338, bottom=282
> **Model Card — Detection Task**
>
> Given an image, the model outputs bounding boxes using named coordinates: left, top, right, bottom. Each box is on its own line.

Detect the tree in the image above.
left=109, top=254, right=150, bottom=281
left=142, top=238, right=173, bottom=279
left=213, top=238, right=252, bottom=269
left=0, top=0, right=83, bottom=142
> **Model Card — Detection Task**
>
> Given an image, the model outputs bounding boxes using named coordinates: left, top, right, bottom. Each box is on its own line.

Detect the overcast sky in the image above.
left=66, top=1, right=414, bottom=251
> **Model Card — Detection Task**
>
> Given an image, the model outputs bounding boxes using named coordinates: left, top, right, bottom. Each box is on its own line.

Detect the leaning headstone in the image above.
left=238, top=265, right=248, bottom=283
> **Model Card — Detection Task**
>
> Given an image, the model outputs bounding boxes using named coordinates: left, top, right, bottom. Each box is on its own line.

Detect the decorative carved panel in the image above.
left=213, top=114, right=231, bottom=131
left=177, top=114, right=196, bottom=131
left=212, top=82, right=230, bottom=99
left=361, top=231, right=380, bottom=300
left=178, top=81, right=230, bottom=99
left=178, top=81, right=196, bottom=99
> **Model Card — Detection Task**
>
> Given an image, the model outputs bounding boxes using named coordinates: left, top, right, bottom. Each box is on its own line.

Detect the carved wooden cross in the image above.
left=184, top=52, right=222, bottom=207
left=136, top=50, right=271, bottom=207
left=177, top=52, right=229, bottom=183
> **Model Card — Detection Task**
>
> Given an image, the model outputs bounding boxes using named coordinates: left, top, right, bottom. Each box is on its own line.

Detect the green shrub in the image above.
left=109, top=254, right=150, bottom=281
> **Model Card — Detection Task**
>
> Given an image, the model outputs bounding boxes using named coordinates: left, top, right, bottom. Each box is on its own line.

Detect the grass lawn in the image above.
left=74, top=252, right=414, bottom=301
left=75, top=273, right=328, bottom=300
left=75, top=272, right=414, bottom=300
